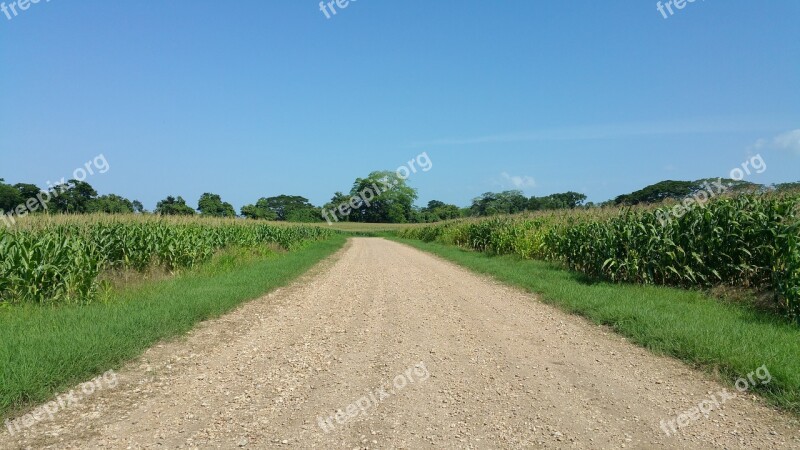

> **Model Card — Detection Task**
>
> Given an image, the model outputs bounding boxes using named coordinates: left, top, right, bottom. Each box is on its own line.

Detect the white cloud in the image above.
left=773, top=129, right=800, bottom=154
left=500, top=172, right=536, bottom=189
left=750, top=129, right=800, bottom=154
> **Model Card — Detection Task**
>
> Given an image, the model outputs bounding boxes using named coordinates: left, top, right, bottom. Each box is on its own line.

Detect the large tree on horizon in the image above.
left=420, top=200, right=461, bottom=222
left=470, top=190, right=528, bottom=216
left=155, top=196, right=195, bottom=216
left=87, top=194, right=135, bottom=214
left=0, top=179, right=23, bottom=212
left=47, top=180, right=98, bottom=213
left=242, top=195, right=318, bottom=221
left=348, top=171, right=417, bottom=223
left=240, top=198, right=278, bottom=220
left=197, top=193, right=236, bottom=217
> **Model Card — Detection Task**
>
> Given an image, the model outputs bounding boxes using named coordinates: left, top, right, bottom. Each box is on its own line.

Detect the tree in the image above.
left=14, top=183, right=41, bottom=203
left=259, top=195, right=318, bottom=221
left=347, top=171, right=417, bottom=223
left=132, top=200, right=146, bottom=214
left=0, top=179, right=23, bottom=212
left=695, top=178, right=762, bottom=195
left=285, top=207, right=322, bottom=222
left=554, top=191, right=587, bottom=209
left=470, top=192, right=497, bottom=216
left=322, top=192, right=354, bottom=222
left=614, top=180, right=700, bottom=205
left=155, top=196, right=195, bottom=216
left=613, top=179, right=766, bottom=205
left=421, top=200, right=461, bottom=222
left=425, top=200, right=446, bottom=210
left=0, top=181, right=50, bottom=215
left=47, top=180, right=98, bottom=213
left=774, top=182, right=800, bottom=193
left=197, top=193, right=236, bottom=217
left=241, top=198, right=279, bottom=220
left=241, top=195, right=320, bottom=221
left=435, top=204, right=462, bottom=220
left=529, top=191, right=587, bottom=210
left=470, top=190, right=527, bottom=216
left=87, top=194, right=135, bottom=214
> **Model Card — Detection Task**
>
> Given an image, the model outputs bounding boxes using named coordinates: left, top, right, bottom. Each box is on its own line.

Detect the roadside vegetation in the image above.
left=391, top=237, right=800, bottom=414
left=398, top=193, right=800, bottom=321
left=393, top=189, right=800, bottom=413
left=0, top=216, right=336, bottom=305
left=0, top=227, right=346, bottom=418
left=0, top=214, right=345, bottom=417
left=2, top=174, right=798, bottom=225
left=1, top=172, right=797, bottom=419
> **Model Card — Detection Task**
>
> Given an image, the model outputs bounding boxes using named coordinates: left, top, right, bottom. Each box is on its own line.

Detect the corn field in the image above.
left=0, top=217, right=336, bottom=305
left=399, top=194, right=800, bottom=321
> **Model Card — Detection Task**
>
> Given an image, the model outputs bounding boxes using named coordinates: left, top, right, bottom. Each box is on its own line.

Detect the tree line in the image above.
left=2, top=175, right=796, bottom=224
left=611, top=179, right=799, bottom=206
left=0, top=179, right=145, bottom=216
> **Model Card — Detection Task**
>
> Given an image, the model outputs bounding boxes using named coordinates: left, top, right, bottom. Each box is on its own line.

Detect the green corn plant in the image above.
left=0, top=218, right=337, bottom=305
left=399, top=193, right=800, bottom=322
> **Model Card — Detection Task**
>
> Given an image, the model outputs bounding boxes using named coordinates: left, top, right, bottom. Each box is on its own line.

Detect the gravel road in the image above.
left=2, top=238, right=798, bottom=449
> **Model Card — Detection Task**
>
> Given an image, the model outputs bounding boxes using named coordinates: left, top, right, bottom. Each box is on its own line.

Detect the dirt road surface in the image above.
left=2, top=238, right=798, bottom=449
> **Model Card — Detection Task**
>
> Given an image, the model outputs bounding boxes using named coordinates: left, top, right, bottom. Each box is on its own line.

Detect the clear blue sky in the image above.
left=1, top=0, right=798, bottom=210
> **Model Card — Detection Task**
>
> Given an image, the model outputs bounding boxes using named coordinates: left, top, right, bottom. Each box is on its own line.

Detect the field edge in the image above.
left=0, top=235, right=348, bottom=420
left=387, top=236, right=800, bottom=416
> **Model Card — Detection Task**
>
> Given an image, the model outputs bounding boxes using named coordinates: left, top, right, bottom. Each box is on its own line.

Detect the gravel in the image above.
left=2, top=238, right=798, bottom=449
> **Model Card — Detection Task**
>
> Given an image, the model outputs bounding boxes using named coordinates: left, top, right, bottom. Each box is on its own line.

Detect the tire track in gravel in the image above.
left=1, top=238, right=798, bottom=449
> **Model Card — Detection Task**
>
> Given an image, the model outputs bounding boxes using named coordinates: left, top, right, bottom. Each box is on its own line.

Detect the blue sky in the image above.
left=1, top=0, right=798, bottom=210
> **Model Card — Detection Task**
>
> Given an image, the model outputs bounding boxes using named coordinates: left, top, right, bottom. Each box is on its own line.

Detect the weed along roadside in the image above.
left=389, top=236, right=800, bottom=416
left=397, top=194, right=800, bottom=322
left=0, top=226, right=346, bottom=420
left=3, top=1, right=800, bottom=446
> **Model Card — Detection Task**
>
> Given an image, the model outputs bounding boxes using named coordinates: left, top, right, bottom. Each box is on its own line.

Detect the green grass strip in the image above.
left=0, top=236, right=346, bottom=418
left=390, top=237, right=800, bottom=414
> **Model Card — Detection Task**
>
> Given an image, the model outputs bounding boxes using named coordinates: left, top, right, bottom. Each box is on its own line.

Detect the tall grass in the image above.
left=399, top=194, right=800, bottom=321
left=0, top=216, right=337, bottom=305
left=0, top=235, right=347, bottom=417
left=392, top=237, right=800, bottom=414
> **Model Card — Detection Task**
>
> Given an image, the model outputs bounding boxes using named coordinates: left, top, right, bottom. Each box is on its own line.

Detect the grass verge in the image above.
left=0, top=235, right=346, bottom=418
left=390, top=237, right=800, bottom=414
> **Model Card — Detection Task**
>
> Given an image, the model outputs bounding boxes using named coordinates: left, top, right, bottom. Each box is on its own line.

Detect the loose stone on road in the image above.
left=2, top=238, right=798, bottom=449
